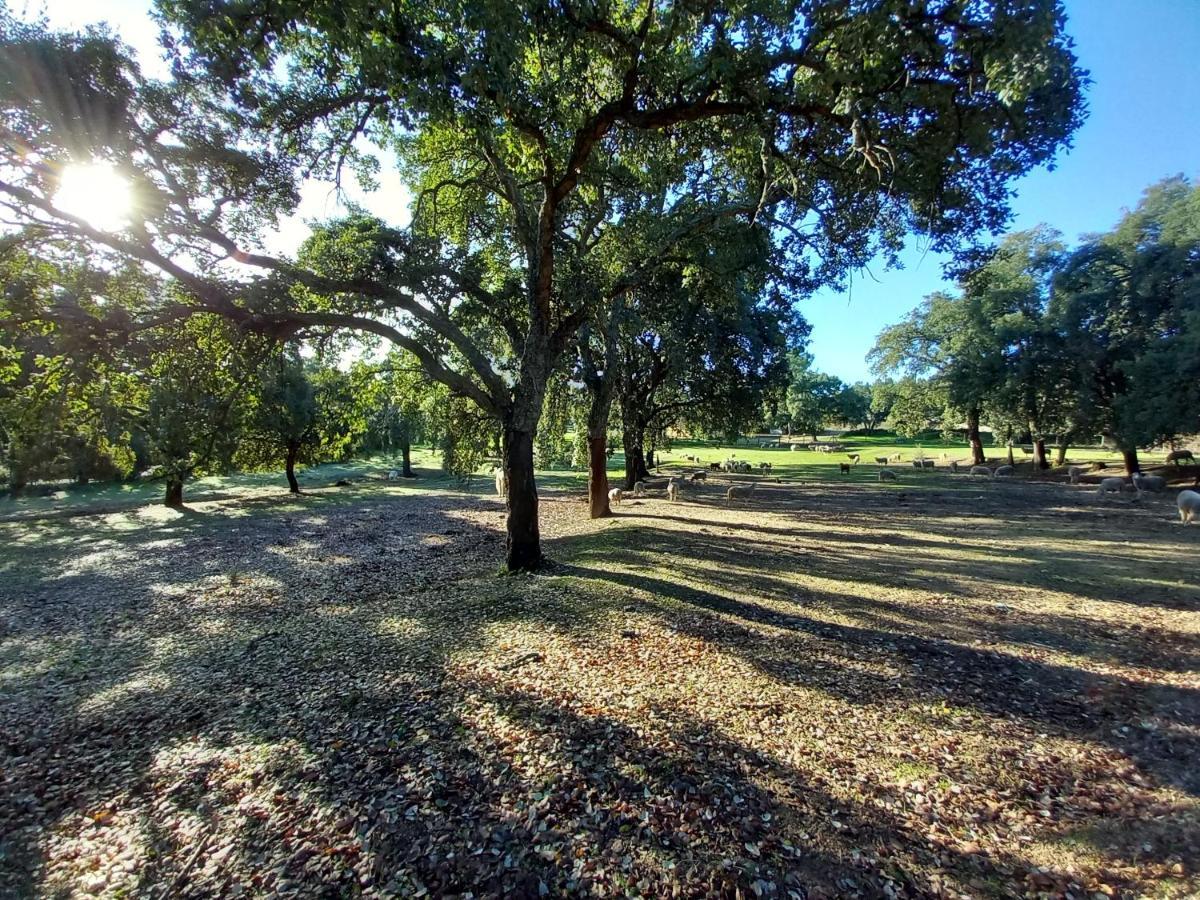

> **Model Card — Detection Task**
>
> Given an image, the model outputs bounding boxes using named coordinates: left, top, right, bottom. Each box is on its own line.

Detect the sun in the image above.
left=53, top=162, right=133, bottom=232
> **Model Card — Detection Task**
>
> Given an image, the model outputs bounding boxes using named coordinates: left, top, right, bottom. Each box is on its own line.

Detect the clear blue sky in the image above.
left=42, top=0, right=1200, bottom=382
left=805, top=0, right=1200, bottom=382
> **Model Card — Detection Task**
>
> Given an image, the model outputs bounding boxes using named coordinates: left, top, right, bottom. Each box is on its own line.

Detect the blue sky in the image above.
left=40, top=0, right=1200, bottom=381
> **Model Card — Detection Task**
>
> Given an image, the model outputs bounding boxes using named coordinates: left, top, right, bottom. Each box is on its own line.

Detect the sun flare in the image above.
left=53, top=162, right=133, bottom=232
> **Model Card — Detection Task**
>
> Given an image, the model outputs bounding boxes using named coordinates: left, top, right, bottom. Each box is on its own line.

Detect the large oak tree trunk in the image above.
left=966, top=408, right=985, bottom=464
left=8, top=480, right=25, bottom=499
left=285, top=444, right=300, bottom=494
left=1122, top=447, right=1140, bottom=476
left=1032, top=437, right=1048, bottom=470
left=165, top=476, right=184, bottom=507
left=503, top=425, right=541, bottom=572
left=622, top=426, right=650, bottom=489
left=587, top=435, right=611, bottom=518
left=400, top=440, right=414, bottom=478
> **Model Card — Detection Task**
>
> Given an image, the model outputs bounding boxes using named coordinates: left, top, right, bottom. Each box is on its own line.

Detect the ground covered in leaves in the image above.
left=1, top=468, right=1198, bottom=898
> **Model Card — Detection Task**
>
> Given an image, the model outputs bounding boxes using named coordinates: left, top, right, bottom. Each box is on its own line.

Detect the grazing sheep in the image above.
left=494, top=467, right=508, bottom=497
left=994, top=465, right=1015, bottom=478
left=847, top=454, right=861, bottom=465
left=726, top=482, right=758, bottom=501
left=969, top=465, right=992, bottom=481
left=878, top=469, right=897, bottom=482
left=949, top=461, right=959, bottom=473
left=873, top=456, right=888, bottom=465
left=633, top=480, right=646, bottom=497
left=709, top=462, right=721, bottom=470
left=667, top=481, right=680, bottom=502
left=911, top=460, right=923, bottom=469
left=690, top=470, right=707, bottom=481
left=1178, top=489, right=1200, bottom=524
left=889, top=453, right=903, bottom=463
left=921, top=459, right=935, bottom=469
left=1096, top=477, right=1126, bottom=497
left=1068, top=465, right=1087, bottom=484
left=608, top=487, right=625, bottom=505
left=1167, top=449, right=1196, bottom=466
left=839, top=463, right=851, bottom=474
left=1132, top=473, right=1166, bottom=494
left=387, top=469, right=401, bottom=480
left=758, top=462, right=773, bottom=474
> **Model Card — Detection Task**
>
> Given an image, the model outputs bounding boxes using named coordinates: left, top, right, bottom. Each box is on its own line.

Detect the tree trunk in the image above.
left=1032, top=438, right=1048, bottom=470
left=76, top=474, right=90, bottom=486
left=1122, top=447, right=1140, bottom=476
left=1006, top=441, right=1015, bottom=467
left=400, top=440, right=414, bottom=478
left=646, top=447, right=655, bottom=469
left=1054, top=435, right=1070, bottom=467
left=622, top=425, right=650, bottom=489
left=966, top=408, right=985, bottom=464
left=285, top=444, right=301, bottom=494
left=587, top=434, right=611, bottom=518
left=503, top=425, right=541, bottom=572
left=165, top=476, right=184, bottom=507
left=8, top=480, right=25, bottom=499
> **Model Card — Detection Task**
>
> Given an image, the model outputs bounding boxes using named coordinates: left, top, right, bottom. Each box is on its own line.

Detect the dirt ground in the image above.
left=1, top=471, right=1197, bottom=898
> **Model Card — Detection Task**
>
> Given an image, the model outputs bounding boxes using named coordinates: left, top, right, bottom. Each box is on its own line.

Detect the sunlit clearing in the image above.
left=53, top=162, right=132, bottom=231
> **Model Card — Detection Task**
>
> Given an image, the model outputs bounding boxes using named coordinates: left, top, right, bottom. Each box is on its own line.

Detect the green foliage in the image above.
left=782, top=352, right=846, bottom=440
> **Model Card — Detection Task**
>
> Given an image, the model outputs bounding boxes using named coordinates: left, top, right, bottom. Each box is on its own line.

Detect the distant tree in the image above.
left=835, top=383, right=872, bottom=432
left=886, top=378, right=947, bottom=440
left=1054, top=178, right=1200, bottom=472
left=783, top=353, right=845, bottom=442
left=864, top=381, right=896, bottom=435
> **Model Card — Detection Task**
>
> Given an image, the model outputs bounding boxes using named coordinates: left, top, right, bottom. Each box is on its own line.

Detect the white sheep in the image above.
left=1096, top=476, right=1126, bottom=497
left=1131, top=472, right=1166, bottom=494
left=969, top=465, right=992, bottom=481
left=633, top=480, right=646, bottom=497
left=494, top=467, right=508, bottom=498
left=726, top=482, right=758, bottom=501
left=1068, top=465, right=1087, bottom=484
left=878, top=469, right=897, bottom=482
left=667, top=481, right=680, bottom=502
left=608, top=487, right=625, bottom=505
left=387, top=469, right=401, bottom=480
left=993, top=465, right=1015, bottom=478
left=1178, top=489, right=1200, bottom=524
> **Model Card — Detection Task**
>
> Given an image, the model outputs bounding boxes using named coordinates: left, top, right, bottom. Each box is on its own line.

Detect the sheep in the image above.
left=873, top=456, right=889, bottom=465
left=690, top=470, right=707, bottom=481
left=911, top=460, right=923, bottom=469
left=608, top=487, right=625, bottom=505
left=758, top=462, right=773, bottom=474
left=847, top=454, right=861, bottom=465
left=1178, top=489, right=1200, bottom=524
left=921, top=459, right=936, bottom=469
left=667, top=481, right=680, bottom=502
left=709, top=462, right=722, bottom=470
left=1131, top=472, right=1166, bottom=494
left=1096, top=477, right=1126, bottom=497
left=969, top=465, right=992, bottom=481
left=494, top=467, right=508, bottom=498
left=839, top=463, right=851, bottom=474
left=387, top=469, right=401, bottom=480
left=889, top=453, right=903, bottom=462
left=1068, top=465, right=1087, bottom=484
left=878, top=469, right=897, bottom=482
left=1167, top=449, right=1196, bottom=466
left=726, top=482, right=758, bottom=501
left=993, top=465, right=1015, bottom=478
left=633, top=480, right=646, bottom=497
left=949, top=461, right=959, bottom=473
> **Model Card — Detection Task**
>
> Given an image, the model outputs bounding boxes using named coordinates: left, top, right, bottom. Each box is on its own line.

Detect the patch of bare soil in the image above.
left=1, top=476, right=1197, bottom=898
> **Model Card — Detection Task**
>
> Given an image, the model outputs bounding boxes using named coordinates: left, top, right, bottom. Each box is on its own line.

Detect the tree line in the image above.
left=0, top=1, right=1085, bottom=568
left=868, top=178, right=1200, bottom=472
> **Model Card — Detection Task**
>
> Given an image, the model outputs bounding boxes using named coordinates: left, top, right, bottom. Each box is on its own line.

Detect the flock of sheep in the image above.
left=489, top=446, right=1200, bottom=525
